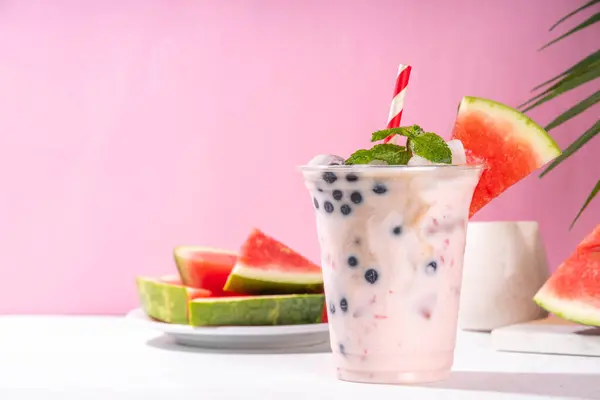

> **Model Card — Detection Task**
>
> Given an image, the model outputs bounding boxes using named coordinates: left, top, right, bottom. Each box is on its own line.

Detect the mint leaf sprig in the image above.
left=346, top=125, right=452, bottom=165
left=346, top=144, right=411, bottom=165
left=371, top=125, right=424, bottom=142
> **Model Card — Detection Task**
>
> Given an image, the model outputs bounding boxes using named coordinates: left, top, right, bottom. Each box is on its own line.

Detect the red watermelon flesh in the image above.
left=322, top=303, right=329, bottom=323
left=174, top=246, right=239, bottom=296
left=451, top=97, right=561, bottom=218
left=534, top=224, right=600, bottom=327
left=223, top=228, right=324, bottom=295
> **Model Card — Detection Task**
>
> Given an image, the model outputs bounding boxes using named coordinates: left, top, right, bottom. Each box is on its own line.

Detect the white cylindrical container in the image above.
left=459, top=221, right=550, bottom=331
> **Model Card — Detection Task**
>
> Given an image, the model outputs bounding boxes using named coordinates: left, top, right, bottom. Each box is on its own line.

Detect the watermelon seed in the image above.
left=339, top=343, right=346, bottom=356
left=322, top=172, right=338, bottom=184
left=350, top=191, right=363, bottom=204
left=340, top=204, right=352, bottom=215
left=324, top=201, right=334, bottom=213
left=332, top=190, right=343, bottom=201
left=425, top=261, right=438, bottom=275
left=372, top=183, right=388, bottom=195
left=392, top=225, right=402, bottom=236
left=340, top=298, right=348, bottom=312
left=364, top=268, right=379, bottom=284
left=313, top=198, right=319, bottom=209
left=354, top=237, right=361, bottom=245
left=317, top=187, right=323, bottom=192
left=347, top=256, right=359, bottom=267
left=346, top=173, right=358, bottom=182
left=329, top=302, right=336, bottom=314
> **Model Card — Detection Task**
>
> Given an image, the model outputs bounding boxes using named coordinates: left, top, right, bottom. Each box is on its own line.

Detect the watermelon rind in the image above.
left=533, top=288, right=600, bottom=327
left=223, top=263, right=324, bottom=295
left=173, top=245, right=237, bottom=286
left=458, top=96, right=561, bottom=164
left=136, top=276, right=190, bottom=324
left=188, top=294, right=325, bottom=326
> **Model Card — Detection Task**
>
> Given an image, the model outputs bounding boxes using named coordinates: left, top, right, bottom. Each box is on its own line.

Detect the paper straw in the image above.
left=383, top=64, right=412, bottom=144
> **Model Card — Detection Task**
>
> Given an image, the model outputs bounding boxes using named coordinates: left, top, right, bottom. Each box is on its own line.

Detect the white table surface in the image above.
left=0, top=316, right=598, bottom=400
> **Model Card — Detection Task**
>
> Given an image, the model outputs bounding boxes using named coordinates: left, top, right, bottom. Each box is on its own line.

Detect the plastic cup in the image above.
left=299, top=164, right=483, bottom=384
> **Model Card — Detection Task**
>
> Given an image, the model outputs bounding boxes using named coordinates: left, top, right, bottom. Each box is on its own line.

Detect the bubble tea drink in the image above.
left=300, top=126, right=483, bottom=384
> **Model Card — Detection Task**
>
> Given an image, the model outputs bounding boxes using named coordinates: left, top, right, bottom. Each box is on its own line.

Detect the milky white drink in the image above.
left=300, top=163, right=482, bottom=384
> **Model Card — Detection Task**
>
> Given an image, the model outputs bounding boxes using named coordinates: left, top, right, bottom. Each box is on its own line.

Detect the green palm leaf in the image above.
left=540, top=120, right=600, bottom=178
left=532, top=2, right=600, bottom=230
left=539, top=12, right=600, bottom=51
left=545, top=90, right=600, bottom=131
left=570, top=179, right=600, bottom=230
left=531, top=49, right=600, bottom=92
left=549, top=0, right=600, bottom=31
left=519, top=59, right=600, bottom=110
left=520, top=64, right=600, bottom=113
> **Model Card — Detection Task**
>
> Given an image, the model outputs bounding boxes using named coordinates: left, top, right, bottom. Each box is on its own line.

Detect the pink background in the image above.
left=0, top=0, right=598, bottom=314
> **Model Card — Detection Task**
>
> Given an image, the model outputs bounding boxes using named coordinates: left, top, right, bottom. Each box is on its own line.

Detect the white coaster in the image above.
left=491, top=316, right=600, bottom=357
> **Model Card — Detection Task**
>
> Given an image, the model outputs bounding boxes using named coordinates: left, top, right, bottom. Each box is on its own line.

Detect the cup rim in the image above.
left=297, top=163, right=486, bottom=172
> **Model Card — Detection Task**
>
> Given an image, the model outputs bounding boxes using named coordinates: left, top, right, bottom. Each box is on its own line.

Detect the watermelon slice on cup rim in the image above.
left=451, top=96, right=561, bottom=218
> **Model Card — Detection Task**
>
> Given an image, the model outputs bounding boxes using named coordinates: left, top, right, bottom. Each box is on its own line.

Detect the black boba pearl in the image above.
left=372, top=183, right=388, bottom=195
left=364, top=268, right=379, bottom=284
left=350, top=191, right=363, bottom=204
left=340, top=204, right=352, bottom=215
left=324, top=201, right=334, bottom=213
left=347, top=256, right=358, bottom=267
left=392, top=225, right=402, bottom=236
left=329, top=302, right=336, bottom=314
left=313, top=198, right=319, bottom=209
left=332, top=190, right=343, bottom=201
left=425, top=261, right=438, bottom=275
left=322, top=172, right=337, bottom=184
left=340, top=298, right=348, bottom=312
left=346, top=173, right=358, bottom=182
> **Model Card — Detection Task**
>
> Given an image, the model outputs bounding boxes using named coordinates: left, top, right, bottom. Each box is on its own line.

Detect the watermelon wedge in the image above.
left=188, top=294, right=325, bottom=326
left=533, top=224, right=600, bottom=327
left=223, top=228, right=324, bottom=295
left=136, top=275, right=211, bottom=324
left=451, top=96, right=561, bottom=217
left=174, top=246, right=237, bottom=296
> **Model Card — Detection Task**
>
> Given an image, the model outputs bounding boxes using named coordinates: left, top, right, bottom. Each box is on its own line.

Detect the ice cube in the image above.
left=368, top=160, right=388, bottom=166
left=447, top=139, right=466, bottom=165
left=307, top=154, right=346, bottom=166
left=407, top=155, right=433, bottom=166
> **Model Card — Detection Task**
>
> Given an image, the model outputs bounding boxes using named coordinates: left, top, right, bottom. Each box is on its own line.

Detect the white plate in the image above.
left=126, top=308, right=330, bottom=350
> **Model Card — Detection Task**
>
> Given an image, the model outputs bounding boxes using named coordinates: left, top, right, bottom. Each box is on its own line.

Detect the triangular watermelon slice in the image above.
left=451, top=96, right=561, bottom=217
left=174, top=246, right=237, bottom=296
left=223, top=228, right=324, bottom=295
left=533, top=224, right=600, bottom=327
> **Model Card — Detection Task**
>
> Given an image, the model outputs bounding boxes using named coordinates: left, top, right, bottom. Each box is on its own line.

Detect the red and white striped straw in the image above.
left=383, top=64, right=412, bottom=144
